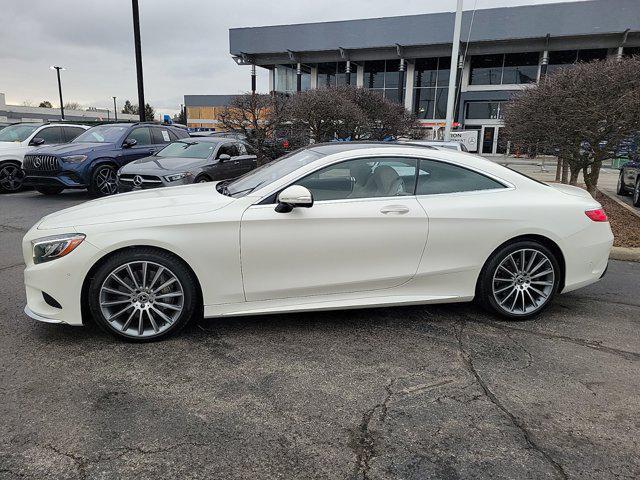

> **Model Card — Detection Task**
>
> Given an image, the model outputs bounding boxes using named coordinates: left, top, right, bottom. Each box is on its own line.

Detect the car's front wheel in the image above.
left=0, top=162, right=25, bottom=193
left=478, top=240, right=560, bottom=320
left=633, top=179, right=640, bottom=207
left=89, top=164, right=118, bottom=197
left=88, top=248, right=198, bottom=341
left=617, top=172, right=628, bottom=196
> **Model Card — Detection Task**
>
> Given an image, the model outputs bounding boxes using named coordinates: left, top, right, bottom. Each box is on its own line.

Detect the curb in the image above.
left=597, top=188, right=640, bottom=219
left=610, top=247, right=640, bottom=263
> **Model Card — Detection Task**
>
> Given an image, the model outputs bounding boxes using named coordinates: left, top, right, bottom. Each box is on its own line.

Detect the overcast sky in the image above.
left=1, top=0, right=587, bottom=117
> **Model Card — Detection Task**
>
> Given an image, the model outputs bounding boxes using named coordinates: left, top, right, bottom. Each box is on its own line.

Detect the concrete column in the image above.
left=616, top=46, right=624, bottom=61
left=356, top=64, right=364, bottom=87
left=251, top=64, right=257, bottom=93
left=268, top=68, right=275, bottom=94
left=296, top=62, right=302, bottom=92
left=540, top=50, right=549, bottom=80
left=345, top=60, right=351, bottom=86
left=310, top=66, right=318, bottom=89
left=397, top=58, right=405, bottom=105
left=404, top=61, right=415, bottom=112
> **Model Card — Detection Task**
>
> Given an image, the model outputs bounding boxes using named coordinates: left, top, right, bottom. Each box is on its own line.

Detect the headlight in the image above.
left=61, top=154, right=88, bottom=164
left=164, top=172, right=191, bottom=182
left=32, top=233, right=86, bottom=265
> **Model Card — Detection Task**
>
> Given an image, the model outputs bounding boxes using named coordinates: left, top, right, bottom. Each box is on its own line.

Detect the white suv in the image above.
left=0, top=123, right=88, bottom=193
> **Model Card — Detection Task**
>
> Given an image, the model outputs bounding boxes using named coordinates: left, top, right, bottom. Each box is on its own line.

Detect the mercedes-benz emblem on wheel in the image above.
left=132, top=175, right=144, bottom=187
left=33, top=157, right=42, bottom=168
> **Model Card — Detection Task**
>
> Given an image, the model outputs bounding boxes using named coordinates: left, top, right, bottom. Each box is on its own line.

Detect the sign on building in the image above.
left=450, top=131, right=479, bottom=152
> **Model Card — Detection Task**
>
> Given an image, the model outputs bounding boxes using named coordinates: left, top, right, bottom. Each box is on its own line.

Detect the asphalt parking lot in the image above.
left=1, top=190, right=639, bottom=480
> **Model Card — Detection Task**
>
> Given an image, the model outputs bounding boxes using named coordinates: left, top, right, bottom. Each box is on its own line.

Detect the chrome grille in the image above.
left=24, top=155, right=60, bottom=172
left=118, top=173, right=162, bottom=184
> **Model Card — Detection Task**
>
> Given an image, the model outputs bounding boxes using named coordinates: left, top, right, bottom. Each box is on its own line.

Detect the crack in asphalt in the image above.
left=454, top=322, right=568, bottom=480
left=468, top=316, right=640, bottom=362
left=0, top=224, right=27, bottom=233
left=351, top=377, right=453, bottom=480
left=0, top=263, right=23, bottom=273
left=42, top=440, right=209, bottom=479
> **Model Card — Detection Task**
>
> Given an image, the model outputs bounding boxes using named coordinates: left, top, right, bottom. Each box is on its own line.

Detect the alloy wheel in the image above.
left=96, top=167, right=118, bottom=195
left=492, top=248, right=555, bottom=315
left=99, top=261, right=184, bottom=338
left=0, top=164, right=25, bottom=192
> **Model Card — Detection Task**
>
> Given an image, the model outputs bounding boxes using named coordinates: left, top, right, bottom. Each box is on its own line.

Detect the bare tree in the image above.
left=39, top=101, right=53, bottom=108
left=503, top=56, right=640, bottom=195
left=218, top=93, right=288, bottom=161
left=64, top=101, right=83, bottom=111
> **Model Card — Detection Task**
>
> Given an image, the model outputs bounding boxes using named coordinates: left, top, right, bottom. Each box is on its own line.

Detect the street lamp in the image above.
left=113, top=96, right=118, bottom=121
left=50, top=65, right=66, bottom=120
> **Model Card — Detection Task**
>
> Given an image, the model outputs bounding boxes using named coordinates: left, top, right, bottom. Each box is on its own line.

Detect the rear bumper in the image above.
left=561, top=223, right=614, bottom=293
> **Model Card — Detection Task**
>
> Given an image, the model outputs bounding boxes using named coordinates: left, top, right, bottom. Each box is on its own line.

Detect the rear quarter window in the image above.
left=417, top=159, right=505, bottom=195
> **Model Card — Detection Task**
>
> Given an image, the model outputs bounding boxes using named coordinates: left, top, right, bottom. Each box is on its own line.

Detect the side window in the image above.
left=237, top=142, right=247, bottom=155
left=296, top=157, right=417, bottom=202
left=217, top=143, right=240, bottom=158
left=126, top=127, right=151, bottom=146
left=63, top=127, right=85, bottom=142
left=168, top=130, right=179, bottom=141
left=174, top=129, right=190, bottom=139
left=151, top=127, right=172, bottom=144
left=416, top=159, right=505, bottom=195
left=36, top=126, right=62, bottom=144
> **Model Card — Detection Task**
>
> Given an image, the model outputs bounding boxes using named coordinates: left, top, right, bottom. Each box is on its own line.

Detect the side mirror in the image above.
left=30, top=137, right=45, bottom=146
left=123, top=138, right=137, bottom=148
left=218, top=154, right=231, bottom=162
left=275, top=185, right=314, bottom=213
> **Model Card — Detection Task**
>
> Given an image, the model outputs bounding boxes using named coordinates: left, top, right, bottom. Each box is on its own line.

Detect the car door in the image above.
left=216, top=142, right=244, bottom=179
left=235, top=142, right=258, bottom=175
left=120, top=127, right=155, bottom=166
left=31, top=126, right=63, bottom=147
left=240, top=156, right=429, bottom=301
left=151, top=126, right=173, bottom=149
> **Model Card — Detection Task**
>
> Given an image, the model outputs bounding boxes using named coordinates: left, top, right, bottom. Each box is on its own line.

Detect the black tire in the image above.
left=477, top=240, right=561, bottom=321
left=0, top=162, right=25, bottom=193
left=633, top=179, right=640, bottom=207
left=35, top=186, right=64, bottom=195
left=195, top=175, right=211, bottom=183
left=616, top=172, right=628, bottom=196
left=88, top=248, right=198, bottom=342
left=89, top=164, right=118, bottom=197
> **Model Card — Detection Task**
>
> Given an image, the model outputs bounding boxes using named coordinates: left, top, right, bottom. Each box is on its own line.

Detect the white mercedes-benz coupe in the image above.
left=23, top=142, right=613, bottom=341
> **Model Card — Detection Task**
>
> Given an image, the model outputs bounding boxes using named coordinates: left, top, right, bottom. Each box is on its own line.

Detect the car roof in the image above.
left=306, top=141, right=435, bottom=156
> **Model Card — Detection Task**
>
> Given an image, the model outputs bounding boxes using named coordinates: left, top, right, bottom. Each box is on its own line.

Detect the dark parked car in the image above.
left=22, top=122, right=189, bottom=196
left=617, top=153, right=640, bottom=207
left=117, top=137, right=257, bottom=192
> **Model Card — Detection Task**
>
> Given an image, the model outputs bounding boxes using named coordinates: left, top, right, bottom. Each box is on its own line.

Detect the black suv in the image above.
left=23, top=123, right=190, bottom=196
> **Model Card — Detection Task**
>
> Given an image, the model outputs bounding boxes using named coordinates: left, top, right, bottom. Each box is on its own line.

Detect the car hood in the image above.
left=0, top=141, right=25, bottom=151
left=120, top=155, right=209, bottom=174
left=34, top=142, right=113, bottom=156
left=37, top=182, right=234, bottom=230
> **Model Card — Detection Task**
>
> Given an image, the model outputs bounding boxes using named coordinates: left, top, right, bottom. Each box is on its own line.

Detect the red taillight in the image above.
left=585, top=209, right=608, bottom=222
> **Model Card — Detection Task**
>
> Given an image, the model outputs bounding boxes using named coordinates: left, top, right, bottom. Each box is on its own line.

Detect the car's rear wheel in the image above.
left=616, top=172, right=628, bottom=196
left=0, top=162, right=25, bottom=193
left=633, top=179, right=640, bottom=207
left=89, top=164, right=118, bottom=197
left=35, top=186, right=64, bottom=195
left=88, top=249, right=197, bottom=341
left=478, top=240, right=560, bottom=320
left=195, top=175, right=210, bottom=183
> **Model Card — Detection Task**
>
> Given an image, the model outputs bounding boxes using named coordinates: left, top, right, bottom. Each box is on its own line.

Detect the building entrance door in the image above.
left=479, top=125, right=505, bottom=155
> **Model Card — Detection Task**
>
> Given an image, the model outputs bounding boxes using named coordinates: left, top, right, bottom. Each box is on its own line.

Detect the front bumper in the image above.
left=23, top=234, right=102, bottom=326
left=23, top=171, right=86, bottom=188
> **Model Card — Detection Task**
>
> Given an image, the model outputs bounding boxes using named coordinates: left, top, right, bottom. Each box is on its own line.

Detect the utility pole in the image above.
left=131, top=0, right=146, bottom=122
left=50, top=66, right=65, bottom=120
left=444, top=0, right=463, bottom=141
left=113, top=96, right=118, bottom=121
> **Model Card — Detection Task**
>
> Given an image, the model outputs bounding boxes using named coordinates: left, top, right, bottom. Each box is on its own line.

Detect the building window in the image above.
left=413, top=57, right=450, bottom=119
left=275, top=65, right=310, bottom=93
left=469, top=52, right=539, bottom=85
left=364, top=60, right=402, bottom=103
left=546, top=49, right=608, bottom=76
left=317, top=62, right=349, bottom=87
left=465, top=102, right=504, bottom=120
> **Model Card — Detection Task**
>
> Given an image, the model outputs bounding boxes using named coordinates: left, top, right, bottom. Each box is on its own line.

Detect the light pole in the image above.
left=444, top=0, right=463, bottom=141
left=113, top=96, right=118, bottom=121
left=131, top=0, right=146, bottom=122
left=50, top=65, right=66, bottom=120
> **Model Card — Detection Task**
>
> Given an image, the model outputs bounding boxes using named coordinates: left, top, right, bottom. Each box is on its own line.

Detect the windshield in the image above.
left=223, top=148, right=322, bottom=197
left=73, top=125, right=128, bottom=143
left=157, top=141, right=216, bottom=159
left=0, top=124, right=39, bottom=142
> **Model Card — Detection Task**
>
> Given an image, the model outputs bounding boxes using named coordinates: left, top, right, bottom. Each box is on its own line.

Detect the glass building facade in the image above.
left=363, top=60, right=402, bottom=103
left=412, top=57, right=450, bottom=119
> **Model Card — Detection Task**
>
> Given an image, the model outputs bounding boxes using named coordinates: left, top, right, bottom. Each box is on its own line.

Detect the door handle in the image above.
left=380, top=205, right=410, bottom=215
